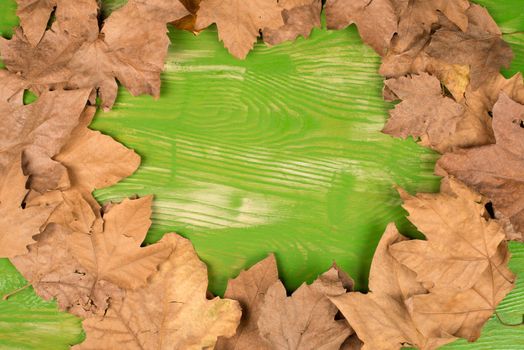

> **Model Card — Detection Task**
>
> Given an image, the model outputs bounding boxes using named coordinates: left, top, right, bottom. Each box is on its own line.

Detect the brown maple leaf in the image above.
left=10, top=222, right=123, bottom=318
left=215, top=254, right=279, bottom=350
left=437, top=93, right=524, bottom=241
left=172, top=0, right=201, bottom=32
left=74, top=233, right=242, bottom=350
left=330, top=224, right=457, bottom=350
left=395, top=0, right=470, bottom=52
left=257, top=266, right=353, bottom=350
left=0, top=70, right=27, bottom=104
left=408, top=241, right=515, bottom=342
left=195, top=0, right=284, bottom=59
left=16, top=0, right=98, bottom=46
left=0, top=88, right=90, bottom=193
left=382, top=73, right=464, bottom=152
left=325, top=0, right=397, bottom=56
left=68, top=196, right=172, bottom=290
left=0, top=160, right=54, bottom=258
left=390, top=178, right=507, bottom=290
left=262, top=0, right=322, bottom=47
left=1, top=0, right=189, bottom=110
left=425, top=4, right=513, bottom=89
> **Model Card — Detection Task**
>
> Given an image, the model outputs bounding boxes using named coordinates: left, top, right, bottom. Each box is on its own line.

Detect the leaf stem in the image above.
left=2, top=283, right=31, bottom=301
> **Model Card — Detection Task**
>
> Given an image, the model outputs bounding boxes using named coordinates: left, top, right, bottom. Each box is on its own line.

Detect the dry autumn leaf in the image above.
left=10, top=222, right=123, bottom=318
left=426, top=4, right=513, bottom=89
left=391, top=178, right=507, bottom=290
left=262, top=0, right=322, bottom=47
left=215, top=254, right=279, bottom=350
left=195, top=0, right=284, bottom=59
left=0, top=70, right=27, bottom=104
left=74, top=233, right=242, bottom=350
left=257, top=267, right=353, bottom=350
left=330, top=223, right=456, bottom=350
left=68, top=196, right=172, bottom=290
left=1, top=0, right=189, bottom=110
left=0, top=161, right=54, bottom=258
left=408, top=241, right=515, bottom=342
left=0, top=88, right=90, bottom=193
left=395, top=0, right=470, bottom=52
left=325, top=0, right=397, bottom=56
left=382, top=73, right=464, bottom=152
left=437, top=93, right=524, bottom=241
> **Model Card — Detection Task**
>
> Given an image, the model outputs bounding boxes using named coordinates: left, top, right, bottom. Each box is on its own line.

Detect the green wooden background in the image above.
left=0, top=0, right=523, bottom=348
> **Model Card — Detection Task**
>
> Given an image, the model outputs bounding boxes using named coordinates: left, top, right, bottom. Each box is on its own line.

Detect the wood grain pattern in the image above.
left=0, top=0, right=523, bottom=349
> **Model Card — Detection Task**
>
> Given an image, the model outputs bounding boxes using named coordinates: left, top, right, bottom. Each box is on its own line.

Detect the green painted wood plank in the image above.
left=0, top=0, right=523, bottom=349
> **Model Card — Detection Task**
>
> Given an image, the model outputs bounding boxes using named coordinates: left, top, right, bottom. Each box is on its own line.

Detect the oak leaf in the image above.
left=390, top=178, right=506, bottom=290
left=195, top=0, right=284, bottom=59
left=325, top=0, right=397, bottom=56
left=257, top=266, right=353, bottom=350
left=382, top=73, right=464, bottom=152
left=0, top=70, right=27, bottom=104
left=437, top=93, right=524, bottom=241
left=0, top=161, right=54, bottom=258
left=262, top=0, right=322, bottom=47
left=68, top=196, right=172, bottom=290
left=330, top=224, right=456, bottom=350
left=74, top=233, right=242, bottom=350
left=215, top=254, right=279, bottom=350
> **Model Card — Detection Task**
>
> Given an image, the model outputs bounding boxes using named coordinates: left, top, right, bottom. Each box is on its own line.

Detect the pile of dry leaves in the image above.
left=1, top=0, right=523, bottom=349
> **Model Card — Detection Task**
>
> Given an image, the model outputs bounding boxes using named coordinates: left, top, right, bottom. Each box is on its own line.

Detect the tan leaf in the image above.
left=426, top=4, right=513, bottom=89
left=0, top=70, right=27, bottom=104
left=195, top=0, right=284, bottom=59
left=74, top=233, right=242, bottom=350
left=325, top=0, right=397, bottom=56
left=216, top=254, right=279, bottom=350
left=1, top=0, right=189, bottom=110
left=0, top=161, right=54, bottom=258
left=69, top=196, right=172, bottom=290
left=408, top=242, right=515, bottom=341
left=257, top=267, right=352, bottom=350
left=330, top=224, right=456, bottom=350
left=390, top=178, right=506, bottom=290
left=0, top=89, right=90, bottom=192
left=10, top=223, right=123, bottom=318
left=171, top=0, right=201, bottom=32
left=382, top=73, right=464, bottom=152
left=262, top=0, right=322, bottom=47
left=437, top=93, right=524, bottom=241
left=395, top=0, right=470, bottom=52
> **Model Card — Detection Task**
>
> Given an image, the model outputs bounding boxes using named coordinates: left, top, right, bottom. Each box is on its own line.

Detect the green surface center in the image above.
left=92, top=26, right=440, bottom=294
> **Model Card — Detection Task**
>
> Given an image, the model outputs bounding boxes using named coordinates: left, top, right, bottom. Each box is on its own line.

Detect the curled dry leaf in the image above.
left=1, top=0, right=189, bottom=110
left=437, top=93, right=524, bottom=241
left=262, top=0, right=322, bottom=47
left=391, top=178, right=506, bottom=290
left=69, top=196, right=172, bottom=290
left=195, top=0, right=284, bottom=59
left=257, top=266, right=353, bottom=350
left=382, top=73, right=464, bottom=152
left=74, top=233, right=242, bottom=350
left=215, top=254, right=279, bottom=350
left=325, top=0, right=397, bottom=56
left=0, top=161, right=54, bottom=258
left=330, top=224, right=456, bottom=350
